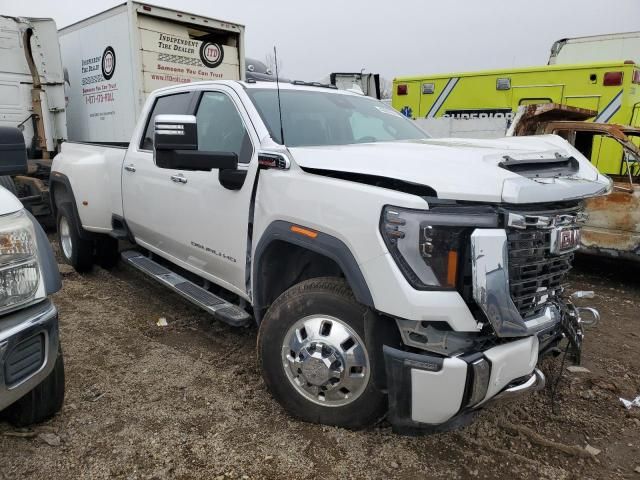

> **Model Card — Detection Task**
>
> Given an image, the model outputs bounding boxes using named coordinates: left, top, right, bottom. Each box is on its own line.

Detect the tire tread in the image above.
left=2, top=352, right=65, bottom=427
left=57, top=202, right=94, bottom=272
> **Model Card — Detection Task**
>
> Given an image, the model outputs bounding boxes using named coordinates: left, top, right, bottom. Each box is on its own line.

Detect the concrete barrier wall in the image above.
left=415, top=118, right=510, bottom=139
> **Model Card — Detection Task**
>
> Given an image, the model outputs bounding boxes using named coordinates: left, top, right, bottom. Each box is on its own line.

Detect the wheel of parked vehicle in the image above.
left=95, top=235, right=120, bottom=269
left=57, top=202, right=94, bottom=272
left=2, top=349, right=65, bottom=427
left=0, top=175, right=17, bottom=195
left=257, top=277, right=386, bottom=429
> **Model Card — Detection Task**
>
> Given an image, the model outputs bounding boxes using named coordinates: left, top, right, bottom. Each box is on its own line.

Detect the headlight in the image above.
left=0, top=210, right=40, bottom=313
left=380, top=205, right=498, bottom=290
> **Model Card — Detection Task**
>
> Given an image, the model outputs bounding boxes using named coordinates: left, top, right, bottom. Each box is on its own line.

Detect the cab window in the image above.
left=196, top=92, right=253, bottom=163
left=140, top=93, right=192, bottom=151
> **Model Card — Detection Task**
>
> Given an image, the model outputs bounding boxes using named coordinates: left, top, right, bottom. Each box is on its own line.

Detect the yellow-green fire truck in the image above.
left=393, top=61, right=640, bottom=175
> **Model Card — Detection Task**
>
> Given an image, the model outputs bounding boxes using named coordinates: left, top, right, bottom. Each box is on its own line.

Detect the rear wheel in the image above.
left=57, top=202, right=94, bottom=272
left=258, top=277, right=386, bottom=429
left=2, top=351, right=65, bottom=427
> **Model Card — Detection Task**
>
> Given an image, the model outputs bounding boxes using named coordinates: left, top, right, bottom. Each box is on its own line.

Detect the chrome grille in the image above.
left=507, top=223, right=574, bottom=319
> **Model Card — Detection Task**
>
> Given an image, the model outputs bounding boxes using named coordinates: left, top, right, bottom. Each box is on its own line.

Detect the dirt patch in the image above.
left=1, top=248, right=639, bottom=479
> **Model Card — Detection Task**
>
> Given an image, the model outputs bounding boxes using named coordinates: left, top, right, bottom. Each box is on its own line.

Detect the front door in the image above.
left=167, top=89, right=258, bottom=296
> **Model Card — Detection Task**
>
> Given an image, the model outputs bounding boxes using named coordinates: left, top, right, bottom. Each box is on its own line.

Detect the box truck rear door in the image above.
left=137, top=15, right=241, bottom=96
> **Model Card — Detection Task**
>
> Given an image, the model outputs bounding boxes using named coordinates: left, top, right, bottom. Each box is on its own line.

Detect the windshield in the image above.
left=246, top=88, right=429, bottom=147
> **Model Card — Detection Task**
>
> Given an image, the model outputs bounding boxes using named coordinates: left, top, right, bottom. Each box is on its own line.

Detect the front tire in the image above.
left=57, top=202, right=94, bottom=272
left=2, top=351, right=65, bottom=427
left=258, top=277, right=386, bottom=429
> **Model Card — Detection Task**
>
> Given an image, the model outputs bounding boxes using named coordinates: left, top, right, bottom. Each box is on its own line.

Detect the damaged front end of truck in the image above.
left=374, top=145, right=610, bottom=434
left=381, top=201, right=603, bottom=433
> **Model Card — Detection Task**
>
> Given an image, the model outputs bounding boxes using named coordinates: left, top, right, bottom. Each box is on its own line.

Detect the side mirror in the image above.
left=154, top=114, right=198, bottom=151
left=154, top=114, right=238, bottom=172
left=0, top=127, right=27, bottom=176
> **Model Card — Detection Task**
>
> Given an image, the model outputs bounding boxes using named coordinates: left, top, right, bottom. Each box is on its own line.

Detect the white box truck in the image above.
left=549, top=31, right=640, bottom=65
left=58, top=1, right=245, bottom=143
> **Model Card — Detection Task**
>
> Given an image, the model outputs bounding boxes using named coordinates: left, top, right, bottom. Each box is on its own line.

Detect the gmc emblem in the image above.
left=551, top=227, right=581, bottom=255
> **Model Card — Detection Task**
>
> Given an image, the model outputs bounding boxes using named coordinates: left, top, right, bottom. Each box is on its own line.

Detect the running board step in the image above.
left=121, top=250, right=251, bottom=327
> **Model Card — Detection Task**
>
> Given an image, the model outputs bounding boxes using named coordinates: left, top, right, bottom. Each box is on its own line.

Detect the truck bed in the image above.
left=51, top=142, right=128, bottom=233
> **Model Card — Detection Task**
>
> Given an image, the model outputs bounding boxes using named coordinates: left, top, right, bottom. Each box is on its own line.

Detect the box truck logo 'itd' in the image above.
left=199, top=42, right=224, bottom=69
left=101, top=46, right=116, bottom=80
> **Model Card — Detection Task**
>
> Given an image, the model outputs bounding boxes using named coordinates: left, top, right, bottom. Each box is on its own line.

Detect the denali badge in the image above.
left=550, top=226, right=581, bottom=255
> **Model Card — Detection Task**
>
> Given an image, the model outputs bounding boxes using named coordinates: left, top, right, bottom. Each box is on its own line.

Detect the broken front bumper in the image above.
left=383, top=335, right=545, bottom=434
left=383, top=287, right=597, bottom=434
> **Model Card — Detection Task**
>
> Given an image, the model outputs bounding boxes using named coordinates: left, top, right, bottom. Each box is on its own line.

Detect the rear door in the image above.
left=121, top=91, right=195, bottom=257
left=136, top=13, right=241, bottom=95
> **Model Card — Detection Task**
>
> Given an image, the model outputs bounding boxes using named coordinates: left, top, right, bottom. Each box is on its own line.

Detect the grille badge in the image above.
left=550, top=226, right=581, bottom=255
left=507, top=211, right=587, bottom=230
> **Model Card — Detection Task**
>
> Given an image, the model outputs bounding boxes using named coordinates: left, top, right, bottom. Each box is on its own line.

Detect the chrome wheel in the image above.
left=281, top=314, right=370, bottom=407
left=59, top=215, right=73, bottom=260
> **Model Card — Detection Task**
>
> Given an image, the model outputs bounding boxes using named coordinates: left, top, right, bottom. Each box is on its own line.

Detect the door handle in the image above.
left=170, top=174, right=188, bottom=184
left=124, top=164, right=136, bottom=172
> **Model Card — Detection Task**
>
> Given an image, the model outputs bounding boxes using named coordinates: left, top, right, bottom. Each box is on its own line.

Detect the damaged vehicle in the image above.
left=510, top=103, right=640, bottom=262
left=0, top=127, right=64, bottom=426
left=538, top=123, right=639, bottom=262
left=50, top=80, right=608, bottom=432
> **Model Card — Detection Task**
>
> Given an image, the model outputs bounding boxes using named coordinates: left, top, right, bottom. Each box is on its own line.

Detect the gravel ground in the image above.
left=1, top=244, right=639, bottom=479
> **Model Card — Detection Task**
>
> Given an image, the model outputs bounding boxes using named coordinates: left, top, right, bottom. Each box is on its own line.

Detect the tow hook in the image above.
left=576, top=307, right=600, bottom=327
left=570, top=291, right=600, bottom=328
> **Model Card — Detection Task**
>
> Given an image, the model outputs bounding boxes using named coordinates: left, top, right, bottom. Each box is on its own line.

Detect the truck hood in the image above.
left=0, top=186, right=23, bottom=216
left=288, top=135, right=612, bottom=204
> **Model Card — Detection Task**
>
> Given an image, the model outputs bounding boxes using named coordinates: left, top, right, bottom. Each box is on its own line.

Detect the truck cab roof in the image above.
left=150, top=79, right=361, bottom=97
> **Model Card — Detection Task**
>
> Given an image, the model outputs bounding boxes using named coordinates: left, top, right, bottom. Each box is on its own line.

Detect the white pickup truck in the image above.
left=50, top=80, right=609, bottom=433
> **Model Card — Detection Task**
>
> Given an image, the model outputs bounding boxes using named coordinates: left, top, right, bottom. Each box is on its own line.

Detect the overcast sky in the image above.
left=3, top=0, right=639, bottom=81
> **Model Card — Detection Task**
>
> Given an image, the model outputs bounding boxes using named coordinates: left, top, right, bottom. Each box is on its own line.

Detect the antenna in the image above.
left=274, top=46, right=285, bottom=145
